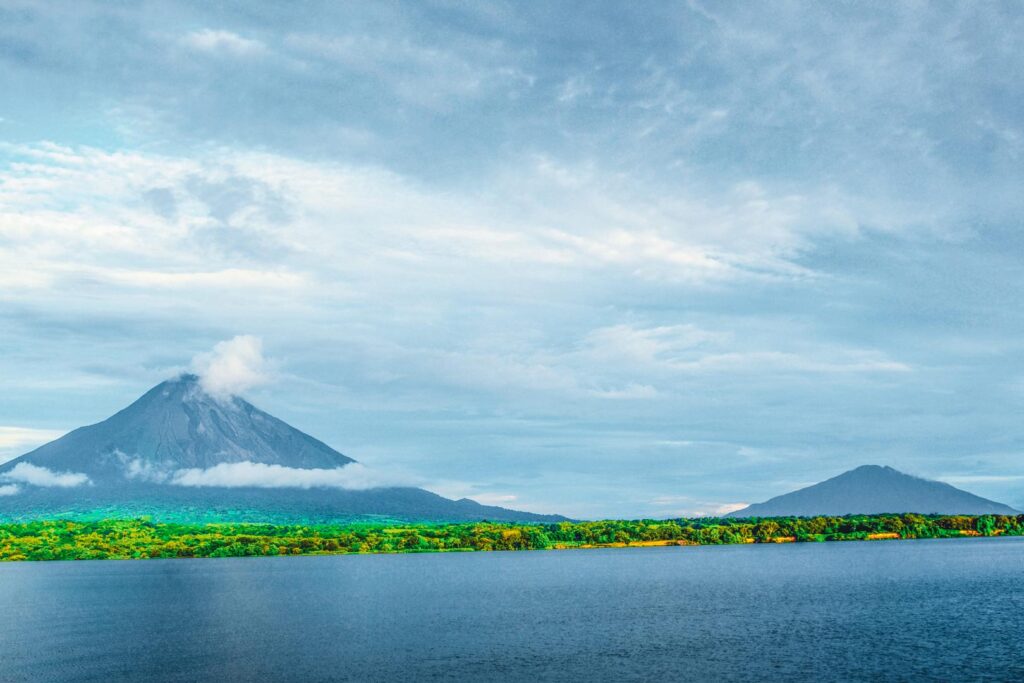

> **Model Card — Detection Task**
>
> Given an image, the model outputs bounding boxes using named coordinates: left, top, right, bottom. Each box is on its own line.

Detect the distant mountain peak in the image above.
left=171, top=372, right=200, bottom=388
left=161, top=372, right=225, bottom=402
left=727, top=464, right=1019, bottom=517
left=1, top=374, right=356, bottom=483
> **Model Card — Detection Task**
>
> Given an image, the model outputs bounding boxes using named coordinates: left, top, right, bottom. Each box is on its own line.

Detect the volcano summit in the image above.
left=0, top=375, right=563, bottom=523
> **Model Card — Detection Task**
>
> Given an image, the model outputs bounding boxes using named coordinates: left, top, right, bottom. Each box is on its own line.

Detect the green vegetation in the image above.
left=0, top=502, right=408, bottom=527
left=1, top=513, right=1022, bottom=561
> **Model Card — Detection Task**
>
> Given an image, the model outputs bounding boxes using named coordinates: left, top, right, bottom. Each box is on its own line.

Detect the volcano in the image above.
left=0, top=375, right=563, bottom=523
left=727, top=465, right=1019, bottom=517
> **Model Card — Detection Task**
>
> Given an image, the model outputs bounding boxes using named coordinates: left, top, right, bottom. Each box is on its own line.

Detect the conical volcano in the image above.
left=0, top=375, right=563, bottom=523
left=4, top=374, right=356, bottom=485
left=4, top=375, right=354, bottom=484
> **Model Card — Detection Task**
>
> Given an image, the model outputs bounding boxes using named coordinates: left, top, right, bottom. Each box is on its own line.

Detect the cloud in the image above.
left=100, top=268, right=305, bottom=290
left=704, top=502, right=750, bottom=517
left=0, top=426, right=66, bottom=464
left=0, top=142, right=856, bottom=306
left=584, top=324, right=729, bottom=366
left=579, top=323, right=910, bottom=377
left=1, top=463, right=91, bottom=488
left=121, top=457, right=172, bottom=484
left=648, top=496, right=750, bottom=518
left=3, top=5, right=1024, bottom=519
left=665, top=350, right=912, bottom=374
left=589, top=383, right=659, bottom=400
left=282, top=30, right=531, bottom=109
left=191, top=335, right=269, bottom=399
left=0, top=426, right=66, bottom=450
left=0, top=484, right=19, bottom=496
left=942, top=474, right=1024, bottom=485
left=183, top=29, right=267, bottom=57
left=167, top=461, right=417, bottom=490
left=470, top=492, right=518, bottom=506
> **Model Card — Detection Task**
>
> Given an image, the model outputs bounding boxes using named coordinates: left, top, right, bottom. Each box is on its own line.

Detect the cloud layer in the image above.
left=2, top=3, right=1024, bottom=516
left=123, top=460, right=417, bottom=491
left=170, top=462, right=414, bottom=490
left=1, top=463, right=91, bottom=488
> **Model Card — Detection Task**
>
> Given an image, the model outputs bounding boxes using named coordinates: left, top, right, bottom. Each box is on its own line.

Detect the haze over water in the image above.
left=2, top=538, right=1022, bottom=682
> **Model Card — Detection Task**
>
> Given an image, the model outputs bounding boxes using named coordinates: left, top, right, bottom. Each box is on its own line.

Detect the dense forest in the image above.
left=1, top=513, right=1022, bottom=561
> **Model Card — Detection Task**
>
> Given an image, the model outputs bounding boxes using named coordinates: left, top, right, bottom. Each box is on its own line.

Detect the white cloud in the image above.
left=0, top=484, right=19, bottom=496
left=183, top=29, right=267, bottom=57
left=557, top=75, right=592, bottom=103
left=470, top=492, right=518, bottom=506
left=579, top=323, right=909, bottom=377
left=697, top=502, right=750, bottom=517
left=100, top=268, right=305, bottom=289
left=584, top=324, right=728, bottom=366
left=589, top=383, right=659, bottom=400
left=0, top=426, right=66, bottom=464
left=0, top=142, right=868, bottom=307
left=191, top=335, right=269, bottom=399
left=649, top=496, right=749, bottom=518
left=1, top=462, right=91, bottom=488
left=168, top=461, right=417, bottom=490
left=0, top=426, right=67, bottom=449
left=709, top=502, right=750, bottom=516
left=666, top=350, right=911, bottom=374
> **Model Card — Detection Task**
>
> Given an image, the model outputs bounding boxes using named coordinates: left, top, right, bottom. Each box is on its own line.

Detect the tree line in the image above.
left=1, top=513, right=1022, bottom=561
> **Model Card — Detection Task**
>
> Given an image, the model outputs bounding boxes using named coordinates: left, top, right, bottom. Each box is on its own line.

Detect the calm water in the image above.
left=1, top=538, right=1022, bottom=682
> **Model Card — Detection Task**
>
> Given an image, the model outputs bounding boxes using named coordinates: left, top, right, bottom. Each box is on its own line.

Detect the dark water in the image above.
left=1, top=538, right=1023, bottom=682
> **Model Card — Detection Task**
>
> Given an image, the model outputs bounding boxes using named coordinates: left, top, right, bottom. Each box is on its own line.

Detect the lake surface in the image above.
left=1, top=537, right=1022, bottom=682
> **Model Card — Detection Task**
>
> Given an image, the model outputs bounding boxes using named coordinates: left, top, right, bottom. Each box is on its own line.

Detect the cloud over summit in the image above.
left=191, top=335, right=270, bottom=399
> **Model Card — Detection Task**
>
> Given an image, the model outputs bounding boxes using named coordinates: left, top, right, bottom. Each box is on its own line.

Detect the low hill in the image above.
left=727, top=465, right=1019, bottom=517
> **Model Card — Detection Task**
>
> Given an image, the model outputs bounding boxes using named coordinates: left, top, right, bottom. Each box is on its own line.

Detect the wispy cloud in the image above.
left=282, top=30, right=530, bottom=109
left=182, top=29, right=267, bottom=57
left=0, top=426, right=67, bottom=465
left=0, top=142, right=867, bottom=298
left=648, top=495, right=749, bottom=518
left=0, top=427, right=66, bottom=452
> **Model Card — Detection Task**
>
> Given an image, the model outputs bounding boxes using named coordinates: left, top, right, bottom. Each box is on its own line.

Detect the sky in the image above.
left=2, top=1, right=1023, bottom=518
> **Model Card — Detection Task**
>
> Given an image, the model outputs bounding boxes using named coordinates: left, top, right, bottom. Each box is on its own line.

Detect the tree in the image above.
left=753, top=520, right=780, bottom=543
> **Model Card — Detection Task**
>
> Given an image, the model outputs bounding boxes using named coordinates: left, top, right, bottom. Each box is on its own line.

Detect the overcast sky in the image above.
left=2, top=1, right=1023, bottom=517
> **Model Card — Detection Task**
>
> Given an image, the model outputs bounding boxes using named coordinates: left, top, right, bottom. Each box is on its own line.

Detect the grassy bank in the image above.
left=2, top=513, right=1022, bottom=561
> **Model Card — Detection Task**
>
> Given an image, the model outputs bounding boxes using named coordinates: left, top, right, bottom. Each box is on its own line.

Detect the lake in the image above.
left=1, top=537, right=1022, bottom=681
